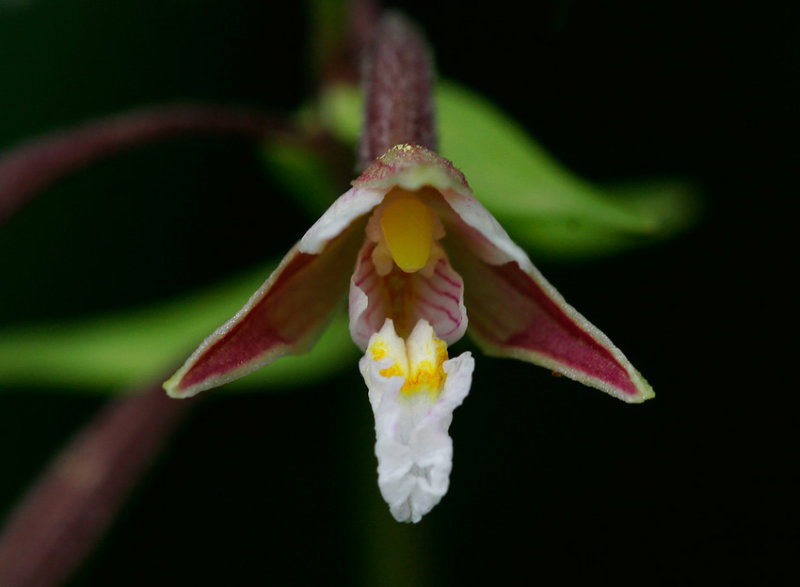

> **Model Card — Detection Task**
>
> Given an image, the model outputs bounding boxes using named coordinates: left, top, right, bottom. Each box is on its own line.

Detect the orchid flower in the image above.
left=164, top=139, right=653, bottom=521
left=0, top=4, right=681, bottom=582
left=163, top=10, right=654, bottom=522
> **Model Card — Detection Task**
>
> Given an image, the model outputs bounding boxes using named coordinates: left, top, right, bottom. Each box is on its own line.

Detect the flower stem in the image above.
left=0, top=105, right=289, bottom=225
left=359, top=12, right=437, bottom=167
left=0, top=381, right=191, bottom=586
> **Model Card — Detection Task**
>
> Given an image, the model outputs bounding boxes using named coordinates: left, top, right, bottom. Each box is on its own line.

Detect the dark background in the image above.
left=0, top=0, right=796, bottom=584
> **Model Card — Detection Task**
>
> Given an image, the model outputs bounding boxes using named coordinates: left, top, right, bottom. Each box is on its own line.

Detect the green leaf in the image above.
left=0, top=264, right=357, bottom=393
left=437, top=83, right=700, bottom=258
left=499, top=179, right=700, bottom=258
left=317, top=83, right=363, bottom=145
left=261, top=138, right=342, bottom=215
left=316, top=83, right=362, bottom=145
left=315, top=81, right=699, bottom=259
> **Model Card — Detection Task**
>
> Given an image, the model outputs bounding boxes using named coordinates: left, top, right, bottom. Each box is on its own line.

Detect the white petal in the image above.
left=437, top=188, right=535, bottom=271
left=359, top=319, right=473, bottom=523
left=299, top=186, right=387, bottom=255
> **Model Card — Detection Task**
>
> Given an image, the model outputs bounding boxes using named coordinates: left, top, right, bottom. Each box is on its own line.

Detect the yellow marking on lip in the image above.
left=370, top=340, right=389, bottom=361
left=400, top=337, right=448, bottom=396
left=368, top=324, right=449, bottom=398
left=370, top=337, right=406, bottom=378
left=379, top=363, right=405, bottom=378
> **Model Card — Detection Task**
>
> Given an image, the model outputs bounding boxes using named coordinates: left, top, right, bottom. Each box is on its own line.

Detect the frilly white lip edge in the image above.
left=359, top=318, right=474, bottom=523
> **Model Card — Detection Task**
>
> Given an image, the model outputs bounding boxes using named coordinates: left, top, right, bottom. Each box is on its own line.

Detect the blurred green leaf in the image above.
left=307, top=0, right=349, bottom=80
left=314, top=81, right=699, bottom=259
left=0, top=263, right=356, bottom=393
left=261, top=139, right=341, bottom=215
left=499, top=179, right=701, bottom=257
left=317, top=83, right=363, bottom=145
left=317, top=83, right=362, bottom=145
left=437, top=82, right=700, bottom=258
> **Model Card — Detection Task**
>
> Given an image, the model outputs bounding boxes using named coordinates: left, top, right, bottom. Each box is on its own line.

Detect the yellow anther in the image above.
left=380, top=193, right=434, bottom=273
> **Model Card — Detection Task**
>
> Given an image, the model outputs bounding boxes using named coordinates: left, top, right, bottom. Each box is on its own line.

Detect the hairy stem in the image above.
left=360, top=12, right=437, bottom=167
left=0, top=104, right=288, bottom=225
left=0, top=382, right=191, bottom=586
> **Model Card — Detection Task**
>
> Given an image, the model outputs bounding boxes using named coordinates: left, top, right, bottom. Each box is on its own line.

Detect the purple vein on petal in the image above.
left=0, top=104, right=288, bottom=224
left=349, top=240, right=466, bottom=348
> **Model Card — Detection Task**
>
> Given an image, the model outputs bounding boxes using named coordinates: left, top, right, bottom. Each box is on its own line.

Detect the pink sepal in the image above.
left=164, top=226, right=363, bottom=398
left=450, top=246, right=654, bottom=403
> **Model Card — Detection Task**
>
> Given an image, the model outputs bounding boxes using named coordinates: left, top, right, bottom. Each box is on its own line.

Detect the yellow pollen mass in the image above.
left=380, top=195, right=434, bottom=273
